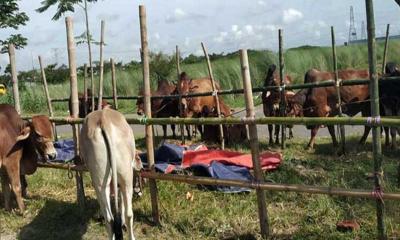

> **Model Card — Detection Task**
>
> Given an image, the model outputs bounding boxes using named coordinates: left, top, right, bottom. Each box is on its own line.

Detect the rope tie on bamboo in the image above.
left=372, top=186, right=384, bottom=203
left=279, top=84, right=286, bottom=92
left=366, top=116, right=381, bottom=126
left=139, top=115, right=148, bottom=125
left=212, top=90, right=218, bottom=96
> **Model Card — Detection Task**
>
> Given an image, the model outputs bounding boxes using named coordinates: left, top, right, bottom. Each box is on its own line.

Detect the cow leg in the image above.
left=162, top=125, right=167, bottom=139
left=186, top=125, right=191, bottom=140
left=327, top=125, right=338, bottom=147
left=1, top=170, right=12, bottom=211
left=275, top=124, right=280, bottom=145
left=307, top=126, right=320, bottom=149
left=4, top=164, right=24, bottom=213
left=391, top=127, right=397, bottom=150
left=120, top=179, right=135, bottom=240
left=268, top=124, right=274, bottom=145
left=20, top=175, right=28, bottom=198
left=384, top=127, right=390, bottom=147
left=358, top=126, right=371, bottom=145
left=171, top=124, right=176, bottom=139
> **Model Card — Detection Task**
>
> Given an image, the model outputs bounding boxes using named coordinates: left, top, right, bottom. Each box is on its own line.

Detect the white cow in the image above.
left=80, top=108, right=142, bottom=240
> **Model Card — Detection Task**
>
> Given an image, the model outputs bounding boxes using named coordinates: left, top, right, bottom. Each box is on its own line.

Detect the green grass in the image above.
left=1, top=135, right=399, bottom=239
left=5, top=40, right=400, bottom=115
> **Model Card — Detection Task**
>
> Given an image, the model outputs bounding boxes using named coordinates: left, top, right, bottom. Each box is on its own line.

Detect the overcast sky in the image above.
left=1, top=0, right=400, bottom=72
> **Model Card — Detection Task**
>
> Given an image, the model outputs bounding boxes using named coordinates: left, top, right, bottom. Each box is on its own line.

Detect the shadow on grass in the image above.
left=18, top=198, right=99, bottom=240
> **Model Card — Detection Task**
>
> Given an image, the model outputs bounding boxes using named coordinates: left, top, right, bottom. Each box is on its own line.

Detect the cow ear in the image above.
left=16, top=126, right=31, bottom=142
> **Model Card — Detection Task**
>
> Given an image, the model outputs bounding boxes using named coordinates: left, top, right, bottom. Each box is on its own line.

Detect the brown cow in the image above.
left=261, top=64, right=294, bottom=145
left=178, top=72, right=226, bottom=138
left=69, top=88, right=113, bottom=118
left=300, top=69, right=370, bottom=149
left=0, top=104, right=56, bottom=213
left=136, top=79, right=179, bottom=138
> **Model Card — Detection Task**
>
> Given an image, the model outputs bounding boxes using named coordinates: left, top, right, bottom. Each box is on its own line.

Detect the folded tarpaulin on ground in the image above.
left=53, top=139, right=75, bottom=163
left=140, top=142, right=282, bottom=193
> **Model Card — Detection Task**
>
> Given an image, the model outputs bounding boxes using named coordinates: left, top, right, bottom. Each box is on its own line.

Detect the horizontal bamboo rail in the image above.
left=36, top=162, right=400, bottom=201
left=49, top=76, right=400, bottom=102
left=44, top=116, right=400, bottom=127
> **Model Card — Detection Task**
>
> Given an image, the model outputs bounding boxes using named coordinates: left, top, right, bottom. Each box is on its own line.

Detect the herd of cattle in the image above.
left=1, top=62, right=400, bottom=239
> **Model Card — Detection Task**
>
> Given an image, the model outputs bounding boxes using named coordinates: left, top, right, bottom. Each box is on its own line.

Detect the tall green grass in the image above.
left=4, top=40, right=400, bottom=114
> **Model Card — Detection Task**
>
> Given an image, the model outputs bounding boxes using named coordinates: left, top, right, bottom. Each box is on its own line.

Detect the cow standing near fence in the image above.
left=261, top=64, right=294, bottom=145
left=0, top=104, right=56, bottom=213
left=80, top=108, right=142, bottom=240
left=136, top=79, right=179, bottom=139
left=287, top=69, right=371, bottom=149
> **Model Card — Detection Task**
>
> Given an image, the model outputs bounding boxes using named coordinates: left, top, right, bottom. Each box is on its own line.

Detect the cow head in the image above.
left=17, top=116, right=57, bottom=161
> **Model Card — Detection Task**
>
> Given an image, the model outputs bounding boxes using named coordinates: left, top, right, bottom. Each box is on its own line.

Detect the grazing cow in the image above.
left=261, top=64, right=294, bottom=145
left=297, top=69, right=370, bottom=149
left=380, top=62, right=400, bottom=149
left=0, top=104, right=56, bottom=213
left=178, top=72, right=225, bottom=138
left=80, top=108, right=142, bottom=240
left=136, top=79, right=179, bottom=139
left=69, top=88, right=113, bottom=118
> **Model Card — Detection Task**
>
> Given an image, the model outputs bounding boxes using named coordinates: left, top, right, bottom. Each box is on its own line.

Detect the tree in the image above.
left=36, top=0, right=99, bottom=109
left=149, top=52, right=175, bottom=81
left=0, top=0, right=29, bottom=53
left=395, top=0, right=400, bottom=7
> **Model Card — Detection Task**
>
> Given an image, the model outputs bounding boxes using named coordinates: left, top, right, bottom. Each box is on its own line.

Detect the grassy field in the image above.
left=1, top=135, right=399, bottom=239
left=2, top=40, right=400, bottom=115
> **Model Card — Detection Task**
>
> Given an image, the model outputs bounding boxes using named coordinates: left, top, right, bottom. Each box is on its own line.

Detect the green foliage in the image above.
left=43, top=64, right=70, bottom=84
left=75, top=31, right=101, bottom=46
left=0, top=0, right=29, bottom=52
left=149, top=51, right=176, bottom=81
left=36, top=0, right=98, bottom=20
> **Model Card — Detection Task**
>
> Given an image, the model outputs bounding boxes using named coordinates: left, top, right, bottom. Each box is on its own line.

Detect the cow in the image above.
left=136, top=79, right=179, bottom=139
left=178, top=72, right=226, bottom=138
left=294, top=69, right=371, bottom=149
left=380, top=62, right=400, bottom=149
left=0, top=104, right=56, bottom=213
left=69, top=88, right=113, bottom=118
left=261, top=64, right=294, bottom=145
left=80, top=108, right=142, bottom=240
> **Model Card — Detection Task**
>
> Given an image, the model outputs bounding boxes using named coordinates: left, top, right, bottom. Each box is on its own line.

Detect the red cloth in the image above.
left=182, top=149, right=282, bottom=170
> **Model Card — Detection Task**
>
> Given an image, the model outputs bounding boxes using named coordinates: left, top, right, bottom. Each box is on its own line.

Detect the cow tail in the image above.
left=100, top=128, right=123, bottom=240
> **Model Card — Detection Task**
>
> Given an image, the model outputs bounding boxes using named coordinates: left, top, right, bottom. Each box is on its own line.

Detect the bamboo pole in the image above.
left=365, top=1, right=386, bottom=239
left=176, top=46, right=185, bottom=144
left=33, top=163, right=400, bottom=201
left=278, top=29, right=286, bottom=149
left=240, top=49, right=269, bottom=239
left=110, top=58, right=118, bottom=110
left=66, top=16, right=85, bottom=208
left=38, top=56, right=58, bottom=140
left=381, top=24, right=390, bottom=75
left=8, top=44, right=21, bottom=114
left=201, top=42, right=225, bottom=149
left=44, top=116, right=400, bottom=128
left=84, top=0, right=95, bottom=113
left=49, top=76, right=400, bottom=103
left=331, top=26, right=346, bottom=155
left=139, top=5, right=160, bottom=225
left=83, top=64, right=88, bottom=116
left=97, top=20, right=105, bottom=110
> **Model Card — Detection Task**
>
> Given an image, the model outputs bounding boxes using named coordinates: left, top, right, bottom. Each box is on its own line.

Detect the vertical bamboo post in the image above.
left=139, top=5, right=160, bottom=225
left=84, top=0, right=95, bottom=113
left=381, top=24, right=390, bottom=75
left=8, top=44, right=21, bottom=114
left=331, top=26, right=346, bottom=155
left=97, top=20, right=105, bottom=110
left=365, top=1, right=386, bottom=239
left=38, top=56, right=58, bottom=140
left=66, top=16, right=85, bottom=208
left=201, top=42, right=225, bottom=149
left=278, top=29, right=286, bottom=149
left=240, top=49, right=269, bottom=239
left=110, top=58, right=118, bottom=110
left=176, top=45, right=185, bottom=144
left=83, top=63, right=88, bottom=116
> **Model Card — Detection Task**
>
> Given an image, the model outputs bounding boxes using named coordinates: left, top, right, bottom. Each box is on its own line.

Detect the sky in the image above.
left=1, top=0, right=400, bottom=72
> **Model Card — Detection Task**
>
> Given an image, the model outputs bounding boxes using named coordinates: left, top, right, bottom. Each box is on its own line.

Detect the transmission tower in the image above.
left=348, top=6, right=358, bottom=43
left=361, top=21, right=366, bottom=40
